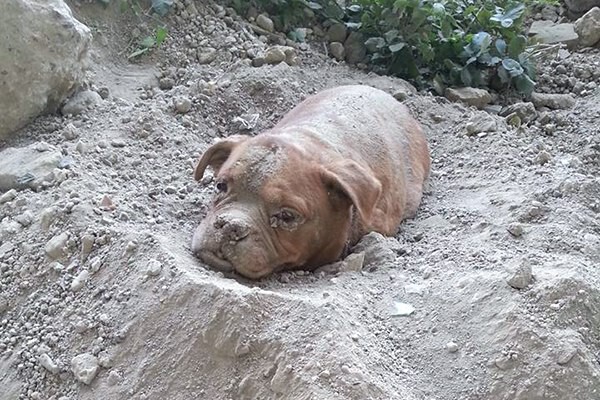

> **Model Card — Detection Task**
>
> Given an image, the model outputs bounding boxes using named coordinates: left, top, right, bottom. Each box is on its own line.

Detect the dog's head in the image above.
left=191, top=134, right=382, bottom=279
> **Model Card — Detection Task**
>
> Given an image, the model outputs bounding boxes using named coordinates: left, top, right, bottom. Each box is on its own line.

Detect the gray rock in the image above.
left=256, top=14, right=274, bottom=32
left=264, top=46, right=297, bottom=65
left=329, top=42, right=345, bottom=61
left=344, top=31, right=367, bottom=64
left=507, top=261, right=533, bottom=289
left=0, top=189, right=17, bottom=204
left=529, top=21, right=579, bottom=49
left=327, top=23, right=347, bottom=43
left=38, top=353, right=60, bottom=374
left=71, top=269, right=90, bottom=292
left=0, top=143, right=62, bottom=192
left=564, top=0, right=600, bottom=17
left=45, top=232, right=69, bottom=260
left=574, top=7, right=600, bottom=47
left=70, top=353, right=99, bottom=385
left=0, top=0, right=91, bottom=138
left=61, top=90, right=102, bottom=116
left=352, top=232, right=397, bottom=266
left=499, top=102, right=537, bottom=123
left=445, top=87, right=492, bottom=109
left=197, top=48, right=218, bottom=64
left=174, top=96, right=192, bottom=114
left=465, top=113, right=498, bottom=136
left=531, top=92, right=576, bottom=110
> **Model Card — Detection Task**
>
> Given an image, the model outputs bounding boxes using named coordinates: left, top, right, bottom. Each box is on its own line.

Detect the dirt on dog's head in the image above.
left=191, top=134, right=381, bottom=279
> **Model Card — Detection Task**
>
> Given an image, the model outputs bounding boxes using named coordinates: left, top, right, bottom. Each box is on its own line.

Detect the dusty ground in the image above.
left=1, top=1, right=599, bottom=399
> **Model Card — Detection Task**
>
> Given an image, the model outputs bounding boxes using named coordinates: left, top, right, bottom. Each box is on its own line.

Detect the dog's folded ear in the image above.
left=194, top=135, right=249, bottom=181
left=320, top=160, right=382, bottom=227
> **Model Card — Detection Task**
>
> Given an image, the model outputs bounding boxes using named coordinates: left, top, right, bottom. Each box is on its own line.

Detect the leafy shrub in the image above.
left=232, top=0, right=538, bottom=95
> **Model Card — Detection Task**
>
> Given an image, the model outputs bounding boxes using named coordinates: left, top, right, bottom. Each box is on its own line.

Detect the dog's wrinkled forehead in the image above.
left=224, top=143, right=286, bottom=192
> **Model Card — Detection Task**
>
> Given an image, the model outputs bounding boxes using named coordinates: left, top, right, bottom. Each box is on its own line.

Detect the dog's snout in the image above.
left=214, top=216, right=251, bottom=241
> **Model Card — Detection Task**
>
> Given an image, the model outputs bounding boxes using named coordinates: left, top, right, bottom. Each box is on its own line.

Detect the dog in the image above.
left=191, top=85, right=431, bottom=279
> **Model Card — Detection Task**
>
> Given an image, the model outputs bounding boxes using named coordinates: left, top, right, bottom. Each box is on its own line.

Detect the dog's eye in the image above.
left=270, top=208, right=303, bottom=230
left=215, top=180, right=228, bottom=193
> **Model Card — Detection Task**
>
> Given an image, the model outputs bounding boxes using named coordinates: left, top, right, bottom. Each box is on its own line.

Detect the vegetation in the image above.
left=232, top=0, right=540, bottom=95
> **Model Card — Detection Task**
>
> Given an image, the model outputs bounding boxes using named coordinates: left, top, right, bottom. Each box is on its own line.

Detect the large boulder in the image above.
left=564, top=0, right=600, bottom=17
left=0, top=0, right=91, bottom=139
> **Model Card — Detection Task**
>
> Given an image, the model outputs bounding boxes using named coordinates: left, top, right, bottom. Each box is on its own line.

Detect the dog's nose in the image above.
left=214, top=216, right=250, bottom=241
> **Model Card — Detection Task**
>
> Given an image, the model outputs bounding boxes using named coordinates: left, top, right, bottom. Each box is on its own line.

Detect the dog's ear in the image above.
left=194, top=135, right=249, bottom=181
left=320, top=160, right=382, bottom=226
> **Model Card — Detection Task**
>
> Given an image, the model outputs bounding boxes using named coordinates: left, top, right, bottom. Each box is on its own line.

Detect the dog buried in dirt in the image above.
left=191, top=85, right=431, bottom=279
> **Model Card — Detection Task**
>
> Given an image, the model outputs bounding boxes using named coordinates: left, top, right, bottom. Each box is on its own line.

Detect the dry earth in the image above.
left=0, top=1, right=599, bottom=400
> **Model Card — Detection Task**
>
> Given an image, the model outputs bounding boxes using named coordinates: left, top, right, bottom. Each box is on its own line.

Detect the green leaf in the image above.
left=389, top=42, right=406, bottom=53
left=461, top=67, right=472, bottom=86
left=495, top=38, right=506, bottom=55
left=514, top=74, right=535, bottom=95
left=502, top=58, right=524, bottom=77
left=497, top=66, right=510, bottom=84
left=508, top=35, right=527, bottom=59
left=365, top=37, right=386, bottom=52
left=384, top=29, right=400, bottom=43
left=152, top=0, right=173, bottom=16
left=306, top=1, right=323, bottom=10
left=155, top=27, right=168, bottom=47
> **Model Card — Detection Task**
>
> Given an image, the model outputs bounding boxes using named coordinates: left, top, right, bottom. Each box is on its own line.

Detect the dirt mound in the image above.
left=0, top=1, right=599, bottom=399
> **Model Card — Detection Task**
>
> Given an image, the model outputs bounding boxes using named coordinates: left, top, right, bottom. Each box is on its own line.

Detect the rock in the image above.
left=174, top=96, right=192, bottom=114
left=0, top=189, right=17, bottom=204
left=0, top=0, right=91, bottom=138
left=61, top=90, right=102, bottom=116
left=391, top=301, right=415, bottom=317
left=38, top=353, right=60, bottom=374
left=535, top=150, right=552, bottom=165
left=557, top=346, right=578, bottom=365
left=327, top=23, right=347, bottom=43
left=352, top=232, right=397, bottom=266
left=0, top=143, right=62, bottom=192
left=197, top=48, right=218, bottom=64
left=45, top=232, right=69, bottom=260
left=252, top=56, right=266, bottom=67
left=507, top=261, right=533, bottom=289
left=507, top=223, right=524, bottom=237
left=531, top=92, right=576, bottom=110
left=344, top=31, right=367, bottom=64
left=71, top=269, right=90, bottom=292
left=341, top=252, right=364, bottom=272
left=70, top=353, right=99, bottom=385
left=446, top=341, right=459, bottom=353
left=465, top=113, right=498, bottom=136
left=264, top=46, right=296, bottom=65
left=146, top=259, right=162, bottom=277
left=499, top=102, right=537, bottom=123
left=445, top=87, right=492, bottom=109
left=329, top=42, right=345, bottom=61
left=159, top=77, right=175, bottom=90
left=529, top=21, right=579, bottom=49
left=61, top=123, right=80, bottom=140
left=256, top=14, right=274, bottom=32
left=574, top=7, right=600, bottom=47
left=564, top=0, right=600, bottom=17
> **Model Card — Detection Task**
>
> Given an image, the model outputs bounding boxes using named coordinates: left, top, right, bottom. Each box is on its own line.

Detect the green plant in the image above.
left=128, top=26, right=168, bottom=59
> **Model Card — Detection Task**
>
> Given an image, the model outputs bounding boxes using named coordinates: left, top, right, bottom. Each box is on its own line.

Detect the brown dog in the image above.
left=192, top=85, right=430, bottom=279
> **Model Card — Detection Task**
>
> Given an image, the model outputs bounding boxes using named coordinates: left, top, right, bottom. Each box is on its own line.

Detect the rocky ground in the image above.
left=0, top=1, right=599, bottom=399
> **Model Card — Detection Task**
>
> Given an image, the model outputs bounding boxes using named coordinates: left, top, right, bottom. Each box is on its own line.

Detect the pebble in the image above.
left=507, top=223, right=524, bottom=237
left=557, top=346, right=578, bottom=365
left=327, top=23, right=347, bottom=43
left=329, top=42, right=345, bottom=61
left=445, top=87, right=492, bottom=109
left=391, top=302, right=415, bottom=317
left=507, top=261, right=533, bottom=289
left=71, top=269, right=90, bottom=292
left=174, top=96, right=192, bottom=114
left=38, top=353, right=60, bottom=374
left=446, top=341, right=459, bottom=353
left=531, top=92, right=576, bottom=110
left=535, top=150, right=552, bottom=165
left=0, top=189, right=17, bottom=204
left=45, top=232, right=69, bottom=260
left=107, top=370, right=121, bottom=386
left=61, top=90, right=103, bottom=116
left=264, top=47, right=286, bottom=64
left=146, top=259, right=163, bottom=277
left=81, top=234, right=95, bottom=262
left=256, top=14, right=274, bottom=32
left=71, top=353, right=100, bottom=385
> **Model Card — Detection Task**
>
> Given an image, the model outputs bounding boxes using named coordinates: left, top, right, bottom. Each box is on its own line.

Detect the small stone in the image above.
left=71, top=353, right=99, bottom=385
left=146, top=259, right=162, bottom=277
left=327, top=23, right=347, bottom=43
left=465, top=113, right=498, bottom=136
left=99, top=194, right=116, bottom=210
left=318, top=370, right=331, bottom=379
left=197, top=48, right=217, bottom=64
left=531, top=92, right=576, bottom=110
left=445, top=87, right=492, bottom=109
left=15, top=210, right=34, bottom=227
left=174, top=96, right=192, bottom=114
left=499, top=102, right=537, bottom=123
left=574, top=7, right=600, bottom=47
left=535, top=150, right=552, bottom=165
left=61, top=123, right=80, bottom=140
left=557, top=346, right=577, bottom=365
left=71, top=269, right=90, bottom=292
left=0, top=143, right=62, bottom=191
left=391, top=301, right=415, bottom=317
left=344, top=31, right=367, bottom=64
left=45, top=232, right=69, bottom=260
left=507, top=223, right=524, bottom=237
left=252, top=56, right=266, bottom=67
left=159, top=77, right=175, bottom=90
left=0, top=189, right=17, bottom=204
left=507, top=261, right=533, bottom=289
left=38, top=353, right=60, bottom=374
left=256, top=14, right=274, bottom=32
left=107, top=370, right=121, bottom=386
left=329, top=42, right=345, bottom=61
left=446, top=341, right=459, bottom=353
left=264, top=47, right=286, bottom=64
left=341, top=252, right=364, bottom=272
left=97, top=87, right=110, bottom=99
left=61, top=90, right=103, bottom=116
